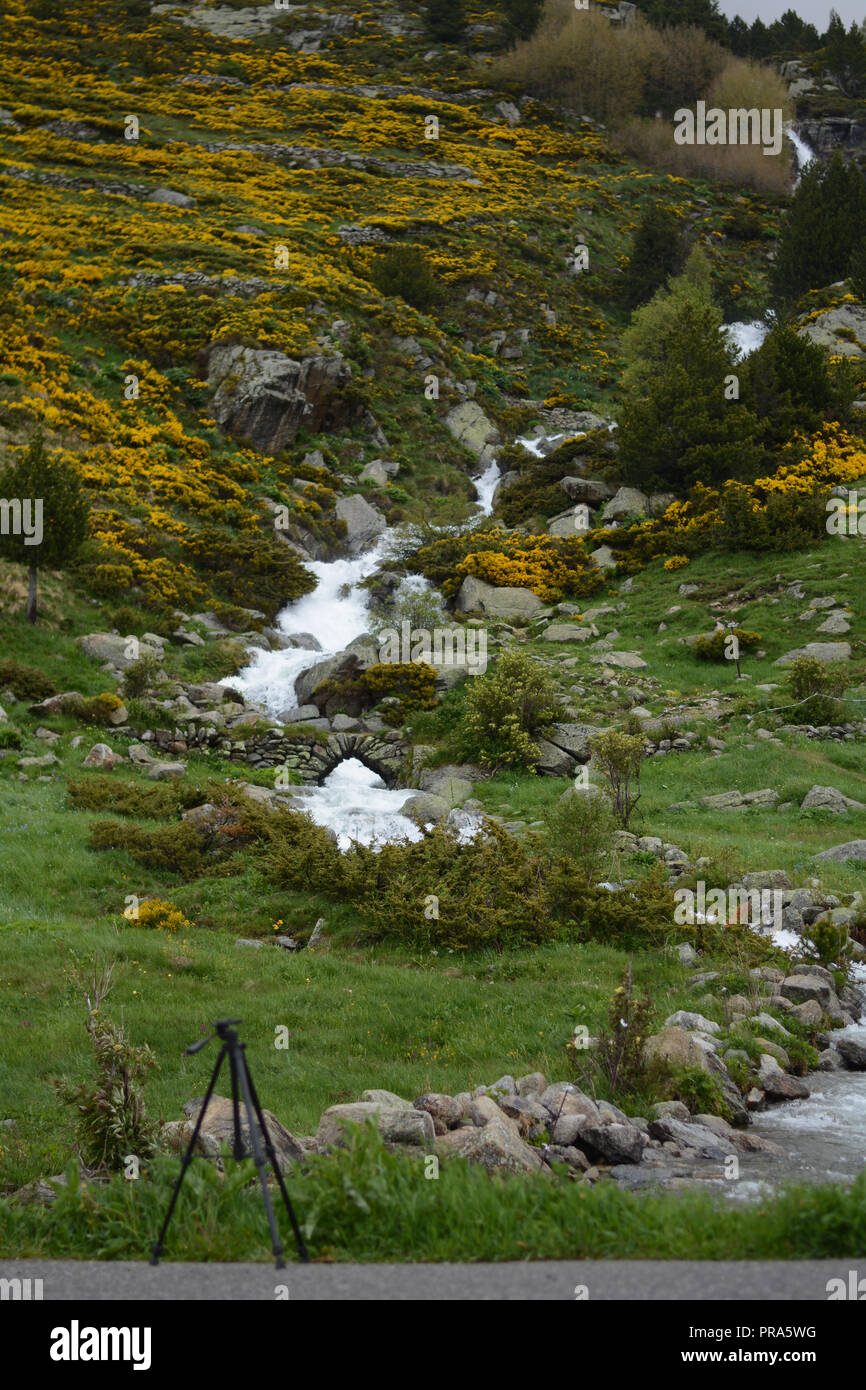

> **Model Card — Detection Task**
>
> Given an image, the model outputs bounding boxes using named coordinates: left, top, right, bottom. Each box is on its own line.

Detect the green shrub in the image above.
left=802, top=914, right=854, bottom=971
left=576, top=965, right=657, bottom=1103
left=462, top=649, right=561, bottom=769
left=787, top=655, right=849, bottom=725
left=693, top=627, right=761, bottom=661
left=588, top=729, right=644, bottom=828
left=668, top=1065, right=731, bottom=1120
left=122, top=654, right=166, bottom=699
left=369, top=246, right=440, bottom=312
left=182, top=526, right=315, bottom=622
left=68, top=776, right=208, bottom=818
left=0, top=726, right=23, bottom=749
left=54, top=1013, right=158, bottom=1172
left=0, top=659, right=57, bottom=701
left=541, top=788, right=614, bottom=879
left=88, top=820, right=206, bottom=875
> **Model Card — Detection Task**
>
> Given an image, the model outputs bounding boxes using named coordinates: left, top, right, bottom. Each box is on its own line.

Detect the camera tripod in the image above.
left=150, top=1018, right=309, bottom=1268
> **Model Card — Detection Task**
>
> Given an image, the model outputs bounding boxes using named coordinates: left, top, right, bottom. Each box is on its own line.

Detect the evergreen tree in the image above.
left=772, top=152, right=866, bottom=307
left=622, top=202, right=687, bottom=310
left=501, top=0, right=544, bottom=42
left=748, top=18, right=774, bottom=59
left=727, top=15, right=750, bottom=57
left=424, top=0, right=466, bottom=42
left=824, top=13, right=866, bottom=95
left=0, top=433, right=89, bottom=623
left=849, top=236, right=866, bottom=300
left=638, top=0, right=728, bottom=44
left=618, top=251, right=764, bottom=491
left=742, top=324, right=852, bottom=449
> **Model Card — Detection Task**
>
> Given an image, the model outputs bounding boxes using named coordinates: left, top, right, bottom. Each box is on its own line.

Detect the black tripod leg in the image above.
left=150, top=1045, right=227, bottom=1265
left=228, top=1044, right=244, bottom=1163
left=234, top=1045, right=287, bottom=1270
left=245, top=1066, right=310, bottom=1264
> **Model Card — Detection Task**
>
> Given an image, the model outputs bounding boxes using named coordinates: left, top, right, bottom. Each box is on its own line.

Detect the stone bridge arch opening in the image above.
left=312, top=737, right=404, bottom=789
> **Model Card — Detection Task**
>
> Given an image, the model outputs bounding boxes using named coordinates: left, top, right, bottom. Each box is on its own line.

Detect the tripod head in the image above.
left=184, top=1018, right=243, bottom=1055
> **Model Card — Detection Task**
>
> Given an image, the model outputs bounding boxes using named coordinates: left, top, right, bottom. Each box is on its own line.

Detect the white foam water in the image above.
left=290, top=758, right=423, bottom=852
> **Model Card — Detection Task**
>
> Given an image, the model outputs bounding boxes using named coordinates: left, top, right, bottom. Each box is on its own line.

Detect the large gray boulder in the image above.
left=560, top=476, right=615, bottom=505
left=774, top=642, right=851, bottom=667
left=798, top=303, right=866, bottom=358
left=317, top=1102, right=435, bottom=1150
left=78, top=633, right=162, bottom=669
left=207, top=344, right=358, bottom=453
left=334, top=494, right=386, bottom=553
left=601, top=487, right=648, bottom=522
left=801, top=785, right=865, bottom=814
left=181, top=1095, right=303, bottom=1172
left=813, top=840, right=866, bottom=864
left=835, top=1035, right=866, bottom=1070
left=437, top=1119, right=545, bottom=1175
left=444, top=401, right=500, bottom=460
left=454, top=575, right=542, bottom=622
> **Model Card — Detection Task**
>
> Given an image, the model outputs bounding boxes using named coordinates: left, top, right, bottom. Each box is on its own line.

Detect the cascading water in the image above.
left=227, top=468, right=499, bottom=848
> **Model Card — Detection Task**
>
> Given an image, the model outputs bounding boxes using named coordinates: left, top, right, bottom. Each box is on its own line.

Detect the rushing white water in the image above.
left=473, top=457, right=502, bottom=515
left=228, top=462, right=503, bottom=845
left=291, top=758, right=423, bottom=851
left=723, top=318, right=769, bottom=359
left=517, top=431, right=566, bottom=459
left=231, top=536, right=390, bottom=712
left=786, top=123, right=817, bottom=182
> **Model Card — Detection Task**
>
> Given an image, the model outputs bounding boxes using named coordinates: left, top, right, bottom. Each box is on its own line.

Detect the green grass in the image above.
left=0, top=905, right=729, bottom=1189
left=3, top=1136, right=866, bottom=1263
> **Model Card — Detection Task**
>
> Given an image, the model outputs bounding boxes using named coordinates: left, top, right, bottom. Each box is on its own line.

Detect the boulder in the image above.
left=601, top=487, right=648, bottom=522
left=542, top=623, right=593, bottom=642
left=801, top=785, right=865, bottom=814
left=148, top=186, right=196, bottom=208
left=780, top=975, right=835, bottom=1010
left=316, top=1102, right=435, bottom=1150
left=590, top=651, right=647, bottom=669
left=413, top=1094, right=464, bottom=1132
left=438, top=1119, right=545, bottom=1175
left=756, top=1056, right=810, bottom=1101
left=544, top=722, right=601, bottom=760
left=589, top=545, right=617, bottom=571
left=774, top=642, right=851, bottom=667
left=454, top=575, right=542, bottom=622
left=78, top=633, right=161, bottom=670
left=334, top=494, right=386, bottom=553
left=399, top=792, right=450, bottom=825
left=647, top=1117, right=737, bottom=1160
left=835, top=1035, right=866, bottom=1070
left=643, top=1027, right=714, bottom=1072
left=146, top=761, right=186, bottom=781
left=207, top=343, right=358, bottom=453
left=663, top=1011, right=721, bottom=1036
left=444, top=401, right=500, bottom=459
left=813, top=840, right=866, bottom=864
left=560, top=476, right=614, bottom=505
left=182, top=1095, right=303, bottom=1171
left=82, top=743, right=118, bottom=769
left=579, top=1122, right=645, bottom=1165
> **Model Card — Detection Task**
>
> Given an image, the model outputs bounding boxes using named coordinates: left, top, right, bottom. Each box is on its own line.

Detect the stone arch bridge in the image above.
left=230, top=728, right=411, bottom=787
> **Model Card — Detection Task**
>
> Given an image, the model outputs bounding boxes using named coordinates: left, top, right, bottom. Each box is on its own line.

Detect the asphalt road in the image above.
left=2, top=1258, right=862, bottom=1300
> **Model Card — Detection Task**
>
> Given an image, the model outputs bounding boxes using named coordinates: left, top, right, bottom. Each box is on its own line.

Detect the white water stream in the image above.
left=229, top=466, right=501, bottom=848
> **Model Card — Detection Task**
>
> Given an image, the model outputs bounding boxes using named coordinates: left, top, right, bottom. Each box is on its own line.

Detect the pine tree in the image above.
left=849, top=236, right=866, bottom=299
left=0, top=433, right=89, bottom=623
left=424, top=0, right=466, bottom=42
left=742, top=324, right=851, bottom=449
left=772, top=152, right=866, bottom=308
left=622, top=203, right=688, bottom=311
left=618, top=251, right=765, bottom=491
